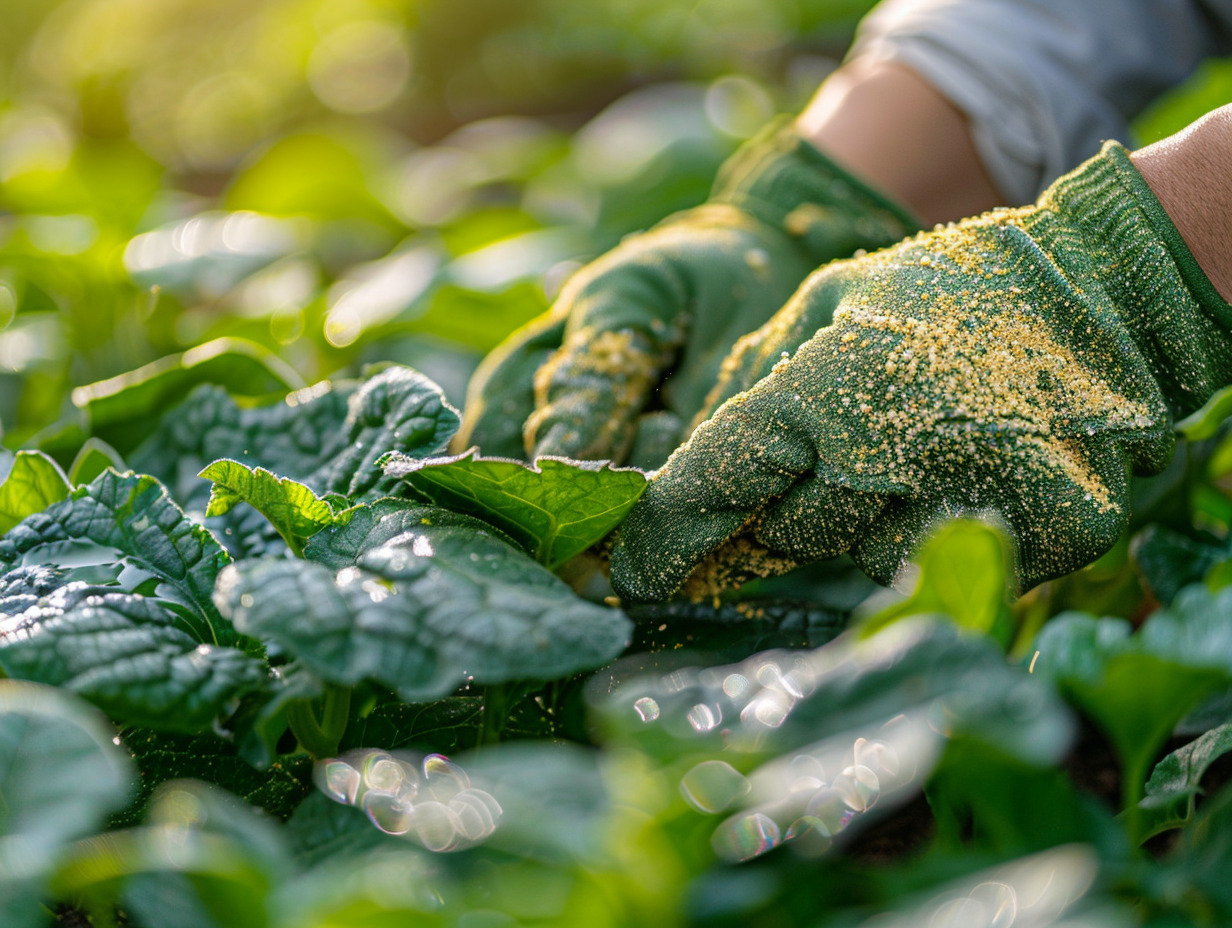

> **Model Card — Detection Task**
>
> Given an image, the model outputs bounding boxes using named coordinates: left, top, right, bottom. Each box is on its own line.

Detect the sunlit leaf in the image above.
left=384, top=449, right=647, bottom=569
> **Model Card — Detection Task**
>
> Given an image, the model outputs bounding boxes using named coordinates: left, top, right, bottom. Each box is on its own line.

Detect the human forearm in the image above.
left=1131, top=104, right=1232, bottom=302
left=795, top=57, right=1004, bottom=226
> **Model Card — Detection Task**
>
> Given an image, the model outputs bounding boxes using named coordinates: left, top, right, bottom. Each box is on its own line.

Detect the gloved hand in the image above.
left=453, top=119, right=917, bottom=467
left=610, top=141, right=1232, bottom=601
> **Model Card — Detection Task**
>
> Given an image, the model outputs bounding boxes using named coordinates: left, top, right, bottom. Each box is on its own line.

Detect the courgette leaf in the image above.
left=383, top=449, right=647, bottom=568
left=0, top=583, right=267, bottom=732
left=72, top=337, right=303, bottom=455
left=216, top=515, right=632, bottom=702
left=1140, top=722, right=1232, bottom=838
left=132, top=366, right=460, bottom=557
left=0, top=682, right=134, bottom=928
left=0, top=450, right=72, bottom=536
left=200, top=460, right=354, bottom=557
left=0, top=469, right=234, bottom=646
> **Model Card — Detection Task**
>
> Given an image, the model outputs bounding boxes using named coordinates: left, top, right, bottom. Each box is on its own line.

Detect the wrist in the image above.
left=1131, top=106, right=1232, bottom=303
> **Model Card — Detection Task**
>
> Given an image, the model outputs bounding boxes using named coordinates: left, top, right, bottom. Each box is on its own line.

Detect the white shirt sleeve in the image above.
left=849, top=0, right=1232, bottom=204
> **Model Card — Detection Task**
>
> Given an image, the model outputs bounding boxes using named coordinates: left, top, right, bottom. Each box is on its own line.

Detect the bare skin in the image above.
left=801, top=63, right=1231, bottom=303
left=1131, top=103, right=1232, bottom=302
left=796, top=58, right=1006, bottom=225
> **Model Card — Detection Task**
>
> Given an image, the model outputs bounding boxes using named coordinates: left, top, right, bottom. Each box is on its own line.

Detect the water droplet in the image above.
left=966, top=882, right=1018, bottom=928
left=741, top=689, right=791, bottom=727
left=633, top=696, right=660, bottom=722
left=687, top=703, right=720, bottom=733
left=722, top=673, right=750, bottom=698
left=929, top=897, right=986, bottom=927
left=364, top=754, right=409, bottom=794
left=414, top=799, right=463, bottom=852
left=711, top=812, right=781, bottom=862
left=680, top=760, right=751, bottom=813
left=785, top=815, right=833, bottom=854
left=240, top=594, right=254, bottom=608
left=362, top=791, right=414, bottom=835
left=448, top=788, right=502, bottom=841
left=423, top=754, right=470, bottom=802
left=806, top=787, right=854, bottom=835
left=317, top=759, right=361, bottom=804
left=834, top=765, right=880, bottom=812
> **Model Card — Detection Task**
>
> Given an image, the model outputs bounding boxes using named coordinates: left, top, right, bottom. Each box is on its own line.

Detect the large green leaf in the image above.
left=131, top=367, right=460, bottom=557
left=0, top=682, right=134, bottom=928
left=0, top=469, right=234, bottom=645
left=1030, top=597, right=1232, bottom=843
left=0, top=450, right=71, bottom=536
left=200, top=460, right=352, bottom=558
left=54, top=781, right=292, bottom=928
left=383, top=450, right=647, bottom=568
left=0, top=583, right=267, bottom=732
left=216, top=515, right=633, bottom=702
left=304, top=498, right=512, bottom=568
left=72, top=337, right=303, bottom=455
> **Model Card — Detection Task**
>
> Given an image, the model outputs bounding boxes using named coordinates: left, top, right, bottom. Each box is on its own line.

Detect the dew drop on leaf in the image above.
left=711, top=812, right=781, bottom=862
left=679, top=759, right=750, bottom=813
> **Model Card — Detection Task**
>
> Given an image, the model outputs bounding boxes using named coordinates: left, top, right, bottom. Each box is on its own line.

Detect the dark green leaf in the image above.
left=0, top=469, right=234, bottom=646
left=1030, top=601, right=1232, bottom=841
left=0, top=451, right=71, bottom=536
left=337, top=697, right=483, bottom=755
left=120, top=728, right=312, bottom=824
left=216, top=516, right=632, bottom=702
left=304, top=498, right=515, bottom=569
left=200, top=460, right=351, bottom=557
left=0, top=583, right=267, bottom=731
left=1140, top=722, right=1232, bottom=838
left=73, top=337, right=303, bottom=455
left=131, top=366, right=460, bottom=557
left=0, top=681, right=134, bottom=928
left=1130, top=525, right=1226, bottom=606
left=383, top=449, right=647, bottom=568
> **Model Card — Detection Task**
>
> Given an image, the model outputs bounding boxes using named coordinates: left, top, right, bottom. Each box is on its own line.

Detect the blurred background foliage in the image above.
left=0, top=0, right=1227, bottom=449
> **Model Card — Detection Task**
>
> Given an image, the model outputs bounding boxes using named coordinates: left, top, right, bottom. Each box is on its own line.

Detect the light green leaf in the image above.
left=383, top=449, right=647, bottom=569
left=860, top=519, right=1014, bottom=643
left=0, top=583, right=267, bottom=732
left=0, top=469, right=234, bottom=646
left=200, top=460, right=351, bottom=557
left=73, top=337, right=303, bottom=455
left=53, top=781, right=290, bottom=928
left=216, top=514, right=632, bottom=702
left=1175, top=381, right=1232, bottom=440
left=67, top=438, right=125, bottom=487
left=0, top=681, right=134, bottom=928
left=0, top=450, right=71, bottom=536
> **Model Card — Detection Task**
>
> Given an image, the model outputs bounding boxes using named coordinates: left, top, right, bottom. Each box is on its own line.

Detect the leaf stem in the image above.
left=479, top=684, right=510, bottom=746
left=287, top=684, right=352, bottom=758
left=1124, top=753, right=1149, bottom=848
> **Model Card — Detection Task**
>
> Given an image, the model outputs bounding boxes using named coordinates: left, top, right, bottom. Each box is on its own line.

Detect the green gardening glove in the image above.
left=610, top=141, right=1232, bottom=601
left=453, top=119, right=917, bottom=466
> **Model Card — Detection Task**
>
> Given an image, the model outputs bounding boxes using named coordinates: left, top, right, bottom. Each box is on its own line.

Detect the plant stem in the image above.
left=1124, top=754, right=1149, bottom=849
left=479, top=684, right=510, bottom=746
left=287, top=684, right=351, bottom=758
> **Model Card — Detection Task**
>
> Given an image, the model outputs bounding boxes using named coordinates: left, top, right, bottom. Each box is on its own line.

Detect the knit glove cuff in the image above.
left=1040, top=141, right=1232, bottom=416
left=710, top=117, right=920, bottom=264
